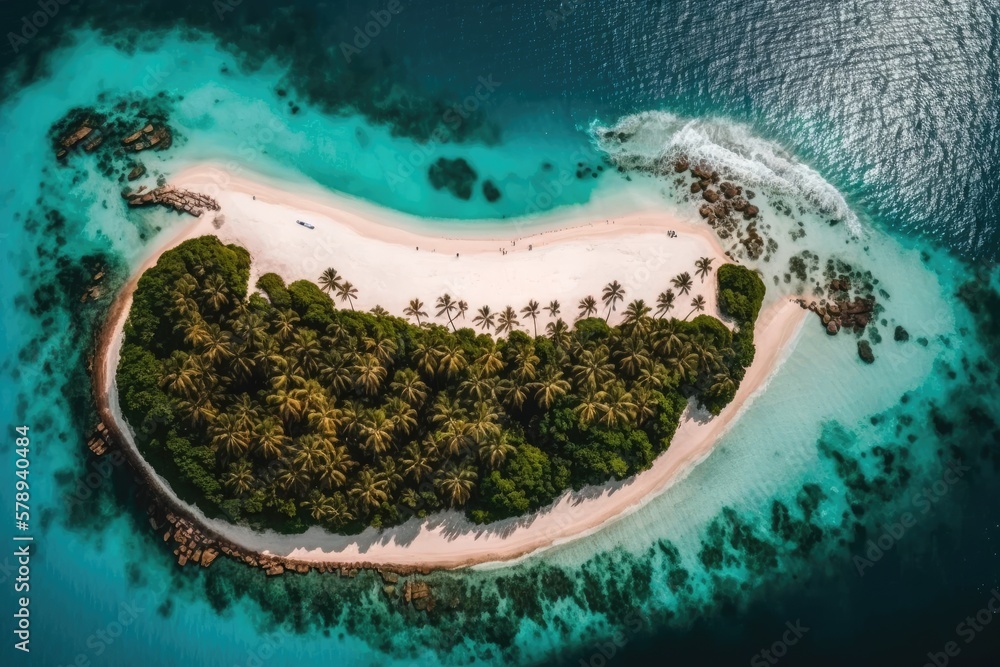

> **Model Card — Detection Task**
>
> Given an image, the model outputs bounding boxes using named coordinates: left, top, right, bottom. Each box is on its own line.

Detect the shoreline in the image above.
left=93, top=164, right=808, bottom=571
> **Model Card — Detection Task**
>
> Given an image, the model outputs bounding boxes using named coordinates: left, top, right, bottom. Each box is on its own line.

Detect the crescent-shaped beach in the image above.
left=94, top=164, right=808, bottom=570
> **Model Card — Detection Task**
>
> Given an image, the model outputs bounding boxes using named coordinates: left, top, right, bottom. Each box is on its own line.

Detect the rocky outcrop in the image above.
left=56, top=115, right=173, bottom=163
left=797, top=294, right=876, bottom=335
left=428, top=157, right=477, bottom=200
left=858, top=340, right=875, bottom=364
left=482, top=179, right=501, bottom=203
left=80, top=263, right=107, bottom=303
left=404, top=580, right=435, bottom=611
left=60, top=123, right=94, bottom=150
left=122, top=185, right=220, bottom=217
left=127, top=164, right=146, bottom=181
left=122, top=123, right=172, bottom=152
left=86, top=422, right=112, bottom=456
left=894, top=325, right=910, bottom=342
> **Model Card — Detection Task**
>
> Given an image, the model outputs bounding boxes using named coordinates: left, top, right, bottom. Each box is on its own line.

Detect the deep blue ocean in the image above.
left=0, top=1, right=999, bottom=665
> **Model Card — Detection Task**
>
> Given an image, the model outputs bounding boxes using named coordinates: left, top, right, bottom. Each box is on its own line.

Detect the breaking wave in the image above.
left=590, top=111, right=861, bottom=235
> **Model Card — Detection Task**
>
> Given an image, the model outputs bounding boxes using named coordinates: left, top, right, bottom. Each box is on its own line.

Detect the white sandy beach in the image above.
left=95, top=163, right=808, bottom=570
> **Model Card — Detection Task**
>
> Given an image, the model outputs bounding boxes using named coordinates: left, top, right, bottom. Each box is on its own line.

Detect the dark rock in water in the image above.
left=428, top=158, right=478, bottom=200
left=858, top=340, right=875, bottom=364
left=746, top=189, right=756, bottom=199
left=743, top=204, right=760, bottom=219
left=354, top=127, right=369, bottom=147
left=731, top=196, right=748, bottom=211
left=482, top=179, right=501, bottom=203
left=127, top=164, right=146, bottom=181
left=702, top=188, right=720, bottom=203
left=674, top=156, right=690, bottom=173
left=720, top=181, right=739, bottom=199
left=698, top=204, right=714, bottom=219
left=894, top=325, right=910, bottom=342
left=690, top=181, right=702, bottom=193
left=826, top=320, right=840, bottom=335
left=917, top=337, right=929, bottom=347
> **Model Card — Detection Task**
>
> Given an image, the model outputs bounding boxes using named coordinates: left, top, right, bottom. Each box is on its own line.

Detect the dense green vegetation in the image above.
left=117, top=236, right=765, bottom=532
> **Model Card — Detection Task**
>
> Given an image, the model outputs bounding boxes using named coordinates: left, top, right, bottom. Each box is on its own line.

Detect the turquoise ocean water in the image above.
left=0, top=3, right=999, bottom=666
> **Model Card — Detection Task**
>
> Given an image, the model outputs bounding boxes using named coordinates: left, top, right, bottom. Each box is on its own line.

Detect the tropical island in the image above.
left=117, top=233, right=763, bottom=533
left=90, top=164, right=807, bottom=569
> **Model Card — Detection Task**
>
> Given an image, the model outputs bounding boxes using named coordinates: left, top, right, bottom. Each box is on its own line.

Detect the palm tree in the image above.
left=318, top=350, right=352, bottom=396
left=546, top=318, right=571, bottom=349
left=350, top=468, right=388, bottom=513
left=436, top=293, right=458, bottom=332
left=672, top=272, right=693, bottom=296
left=273, top=461, right=310, bottom=498
left=435, top=465, right=478, bottom=507
left=710, top=371, right=737, bottom=398
left=511, top=343, right=540, bottom=384
left=622, top=299, right=651, bottom=327
left=400, top=442, right=434, bottom=483
left=473, top=305, right=495, bottom=331
left=498, top=377, right=530, bottom=411
left=285, top=329, right=322, bottom=376
left=695, top=257, right=714, bottom=282
left=574, top=389, right=605, bottom=426
left=272, top=309, right=300, bottom=342
left=467, top=400, right=501, bottom=444
left=532, top=368, right=571, bottom=409
left=359, top=410, right=395, bottom=455
left=601, top=281, right=625, bottom=322
left=353, top=353, right=387, bottom=395
left=496, top=306, right=519, bottom=335
left=302, top=490, right=336, bottom=523
left=685, top=295, right=707, bottom=320
left=209, top=413, right=250, bottom=461
left=461, top=366, right=498, bottom=402
left=478, top=432, right=515, bottom=470
left=598, top=383, right=637, bottom=428
left=364, top=333, right=397, bottom=365
left=267, top=389, right=304, bottom=423
left=307, top=401, right=343, bottom=436
left=655, top=289, right=675, bottom=318
left=160, top=352, right=200, bottom=397
left=578, top=295, right=598, bottom=320
left=233, top=312, right=268, bottom=350
left=653, top=320, right=685, bottom=357
left=545, top=300, right=561, bottom=318
left=404, top=298, right=427, bottom=325
left=666, top=343, right=700, bottom=383
left=201, top=274, right=229, bottom=312
left=616, top=334, right=651, bottom=378
left=336, top=281, right=358, bottom=310
left=572, top=346, right=615, bottom=391
left=436, top=340, right=468, bottom=379
left=521, top=300, right=541, bottom=336
left=222, top=460, right=255, bottom=496
left=292, top=435, right=330, bottom=473
left=475, top=342, right=505, bottom=376
left=391, top=369, right=429, bottom=407
left=457, top=300, right=469, bottom=321
left=384, top=396, right=418, bottom=435
left=254, top=417, right=289, bottom=460
left=318, top=268, right=342, bottom=295
left=411, top=342, right=440, bottom=379
left=178, top=316, right=211, bottom=347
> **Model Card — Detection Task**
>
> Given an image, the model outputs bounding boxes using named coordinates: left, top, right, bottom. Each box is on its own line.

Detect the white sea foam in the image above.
left=589, top=111, right=862, bottom=236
